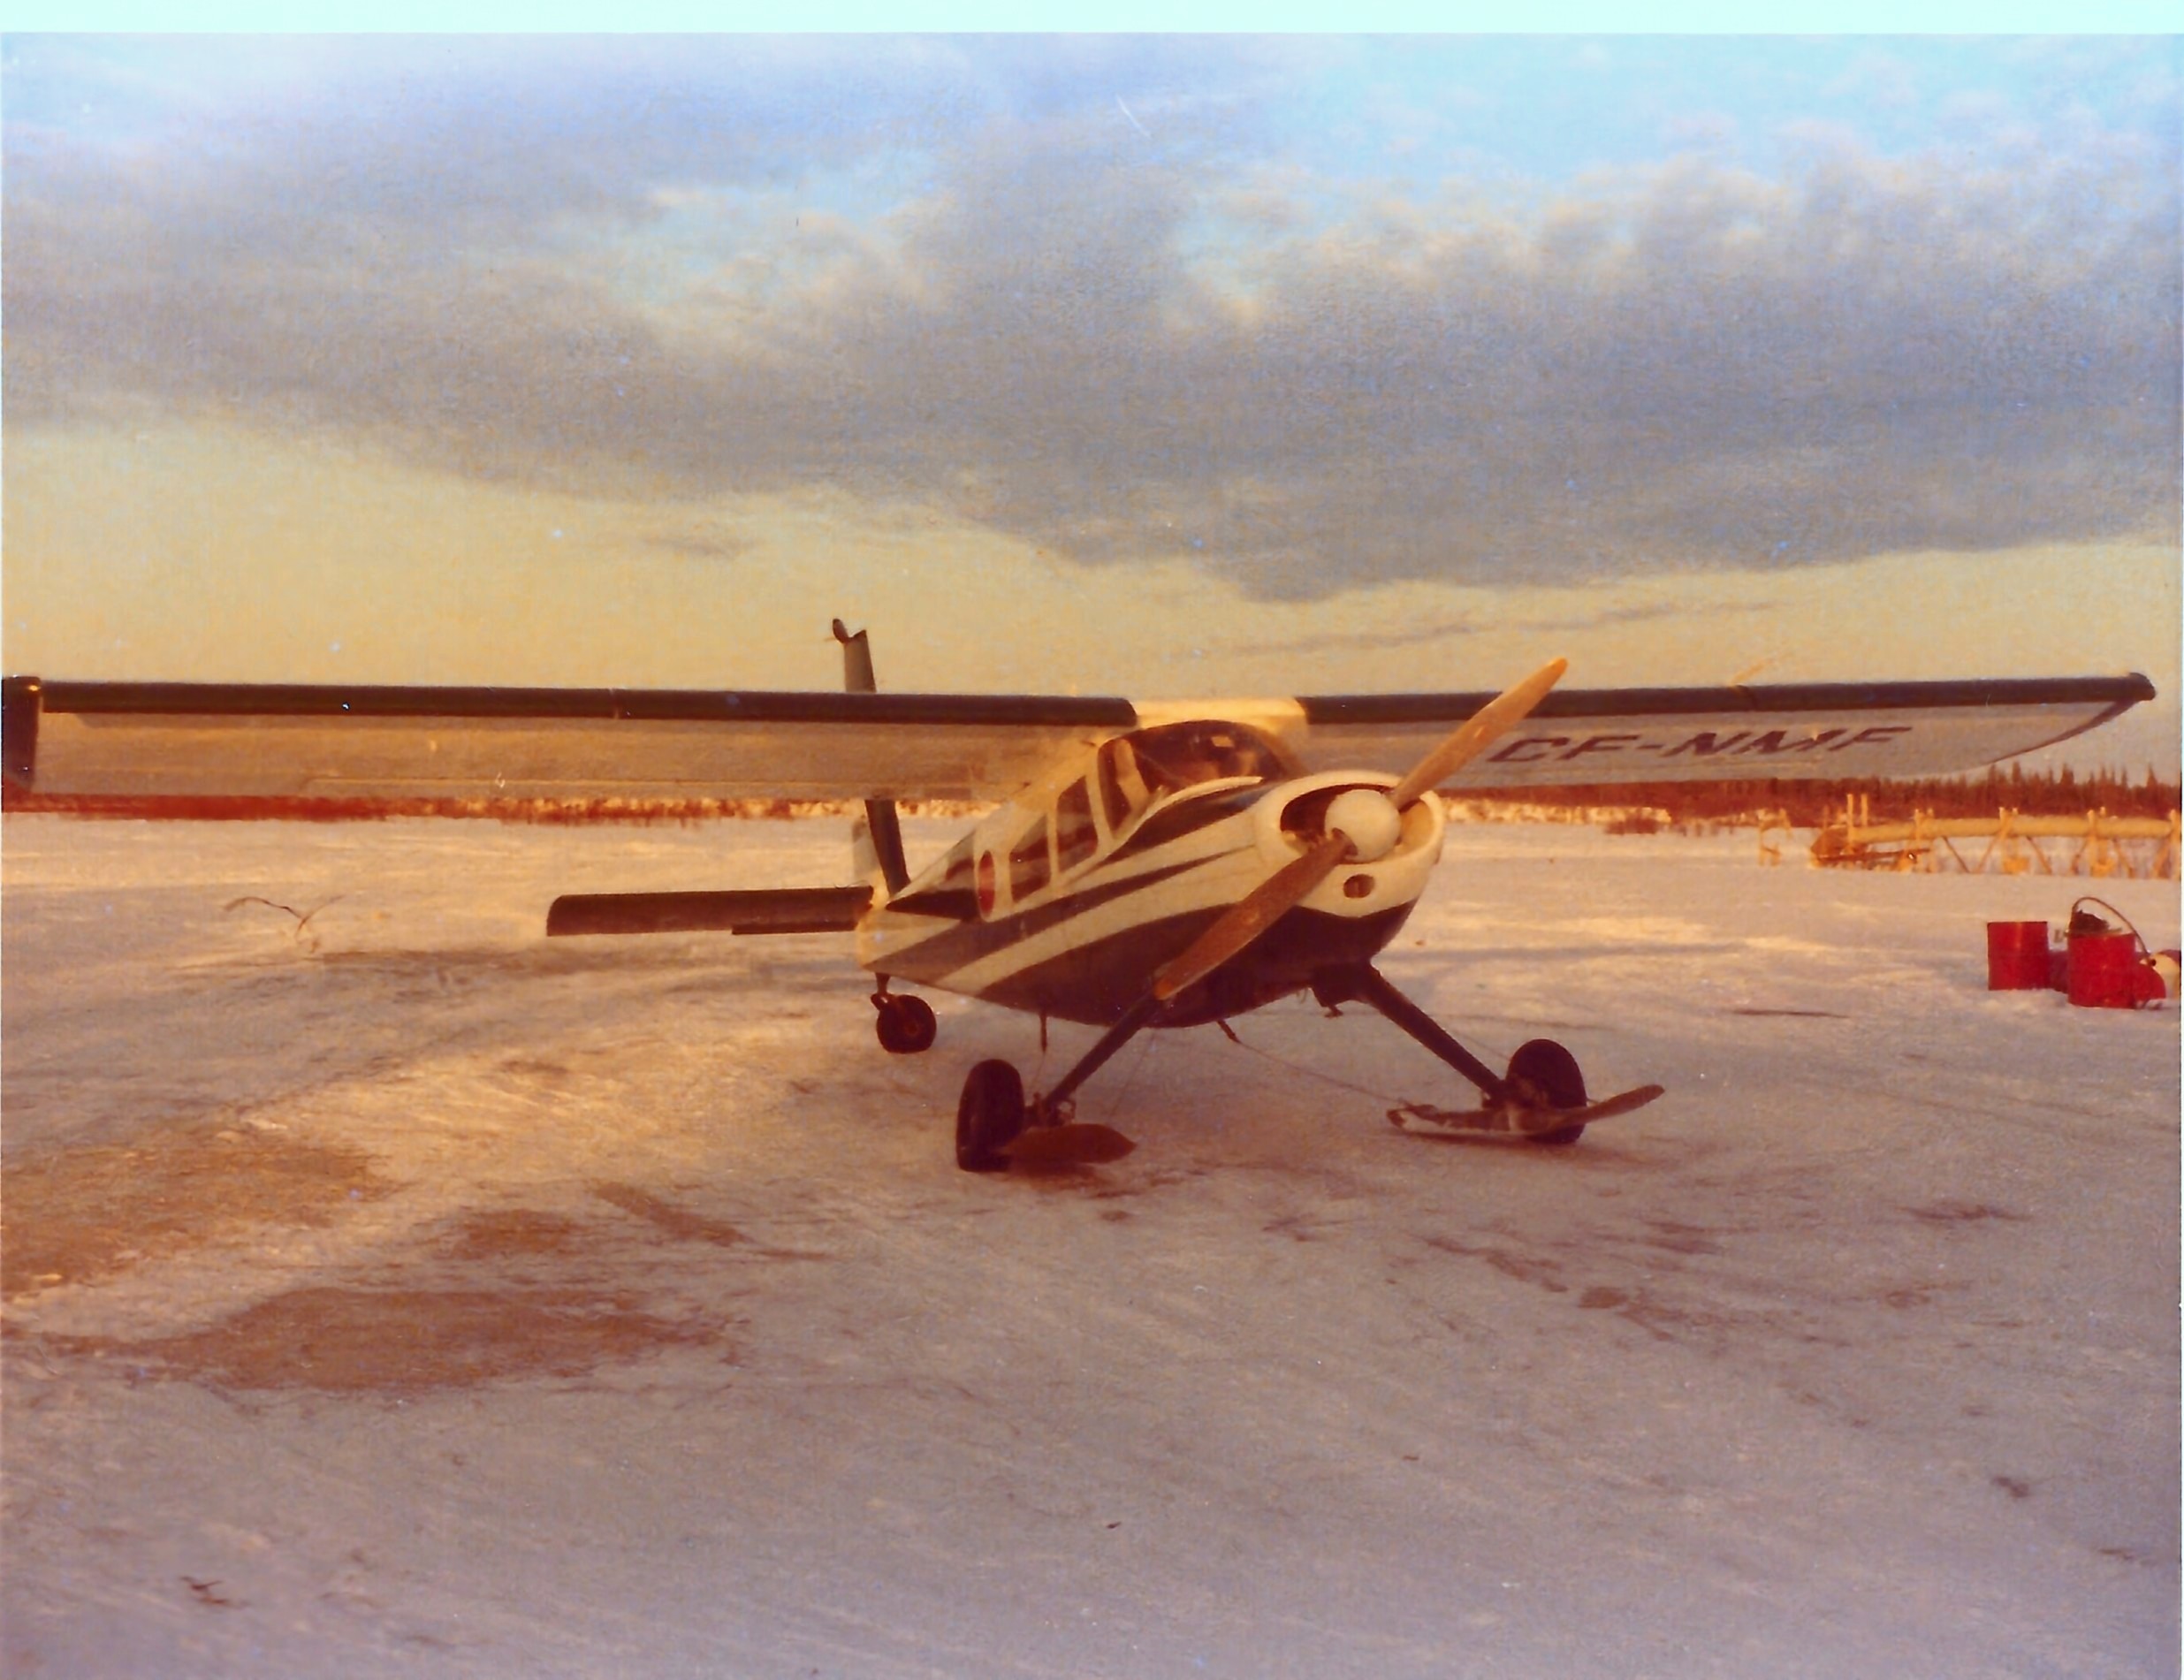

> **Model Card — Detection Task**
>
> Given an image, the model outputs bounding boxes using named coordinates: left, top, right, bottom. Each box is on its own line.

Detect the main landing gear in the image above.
left=1501, top=1038, right=1590, bottom=1146
left=955, top=1060, right=1025, bottom=1171
left=950, top=964, right=1659, bottom=1172
left=873, top=989, right=937, bottom=1055
left=1324, top=965, right=1661, bottom=1142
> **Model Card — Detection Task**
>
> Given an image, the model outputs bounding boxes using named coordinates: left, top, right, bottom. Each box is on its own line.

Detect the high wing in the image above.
left=1259, top=673, right=2158, bottom=789
left=1, top=673, right=2154, bottom=803
left=1, top=680, right=1137, bottom=803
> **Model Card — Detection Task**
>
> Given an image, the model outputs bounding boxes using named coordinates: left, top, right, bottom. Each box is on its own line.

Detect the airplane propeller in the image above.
left=1149, top=657, right=1569, bottom=1004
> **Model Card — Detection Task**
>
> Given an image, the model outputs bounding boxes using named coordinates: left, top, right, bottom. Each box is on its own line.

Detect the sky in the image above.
left=4, top=33, right=2179, bottom=769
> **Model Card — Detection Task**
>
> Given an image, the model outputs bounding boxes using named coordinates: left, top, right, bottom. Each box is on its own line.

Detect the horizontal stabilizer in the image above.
left=546, top=886, right=872, bottom=938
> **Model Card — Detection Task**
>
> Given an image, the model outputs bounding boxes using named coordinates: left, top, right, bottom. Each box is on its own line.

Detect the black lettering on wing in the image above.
left=1828, top=725, right=1914, bottom=752
left=1487, top=737, right=1571, bottom=764
left=1733, top=727, right=1849, bottom=756
left=1663, top=731, right=1750, bottom=758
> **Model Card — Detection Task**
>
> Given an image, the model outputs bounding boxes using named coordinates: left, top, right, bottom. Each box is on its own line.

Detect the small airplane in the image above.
left=1, top=633, right=2153, bottom=1170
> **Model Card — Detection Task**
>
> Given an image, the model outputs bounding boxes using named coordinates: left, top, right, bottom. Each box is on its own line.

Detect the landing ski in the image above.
left=1001, top=1122, right=1138, bottom=1167
left=1388, top=1083, right=1665, bottom=1140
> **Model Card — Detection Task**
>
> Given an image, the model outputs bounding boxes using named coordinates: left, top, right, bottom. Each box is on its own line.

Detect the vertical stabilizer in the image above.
left=832, top=620, right=910, bottom=897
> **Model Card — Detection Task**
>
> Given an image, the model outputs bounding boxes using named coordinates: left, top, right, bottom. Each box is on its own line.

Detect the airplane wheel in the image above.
left=1508, top=1038, right=1587, bottom=1147
left=876, top=995, right=938, bottom=1055
left=955, top=1060, right=1025, bottom=1173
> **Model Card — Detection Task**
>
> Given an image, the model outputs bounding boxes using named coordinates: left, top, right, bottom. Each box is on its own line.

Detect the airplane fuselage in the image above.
left=857, top=720, right=1447, bottom=1026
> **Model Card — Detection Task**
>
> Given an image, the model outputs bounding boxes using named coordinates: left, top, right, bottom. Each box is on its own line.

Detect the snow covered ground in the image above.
left=4, top=813, right=2177, bottom=1678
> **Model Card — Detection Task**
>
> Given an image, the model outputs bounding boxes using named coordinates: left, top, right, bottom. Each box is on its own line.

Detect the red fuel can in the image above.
left=2067, top=929, right=2151, bottom=1009
left=1984, top=921, right=2052, bottom=991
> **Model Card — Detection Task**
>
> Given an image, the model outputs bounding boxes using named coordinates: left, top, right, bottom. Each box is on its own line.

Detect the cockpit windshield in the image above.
left=1096, top=720, right=1288, bottom=829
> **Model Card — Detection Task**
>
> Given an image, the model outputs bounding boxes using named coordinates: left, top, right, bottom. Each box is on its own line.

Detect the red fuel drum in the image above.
left=2066, top=929, right=2157, bottom=1009
left=1985, top=921, right=2052, bottom=991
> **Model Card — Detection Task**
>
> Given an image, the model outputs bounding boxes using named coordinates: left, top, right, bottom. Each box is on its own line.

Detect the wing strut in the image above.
left=833, top=620, right=910, bottom=896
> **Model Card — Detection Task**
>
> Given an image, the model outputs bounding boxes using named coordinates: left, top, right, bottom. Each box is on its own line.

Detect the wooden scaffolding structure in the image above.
left=1808, top=798, right=2180, bottom=879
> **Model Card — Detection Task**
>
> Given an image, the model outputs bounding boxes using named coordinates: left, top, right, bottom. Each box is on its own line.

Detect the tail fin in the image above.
left=833, top=620, right=909, bottom=897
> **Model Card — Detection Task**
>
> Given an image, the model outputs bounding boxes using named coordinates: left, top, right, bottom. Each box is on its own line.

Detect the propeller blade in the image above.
left=1152, top=832, right=1351, bottom=1002
left=1388, top=656, right=1568, bottom=809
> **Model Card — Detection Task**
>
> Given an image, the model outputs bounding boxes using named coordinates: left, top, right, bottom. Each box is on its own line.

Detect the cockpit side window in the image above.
left=1054, top=779, right=1098, bottom=871
left=1097, top=737, right=1146, bottom=830
left=1009, top=817, right=1051, bottom=900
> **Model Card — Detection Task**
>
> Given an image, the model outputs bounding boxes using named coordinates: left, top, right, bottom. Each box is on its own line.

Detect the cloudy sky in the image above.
left=4, top=34, right=2178, bottom=764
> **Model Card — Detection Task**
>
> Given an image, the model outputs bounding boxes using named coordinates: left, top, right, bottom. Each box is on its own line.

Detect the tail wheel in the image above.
left=1508, top=1038, right=1587, bottom=1147
left=876, top=994, right=938, bottom=1055
left=955, top=1060, right=1025, bottom=1173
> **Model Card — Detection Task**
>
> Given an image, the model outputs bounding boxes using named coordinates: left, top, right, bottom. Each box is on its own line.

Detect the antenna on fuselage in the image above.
left=833, top=620, right=911, bottom=896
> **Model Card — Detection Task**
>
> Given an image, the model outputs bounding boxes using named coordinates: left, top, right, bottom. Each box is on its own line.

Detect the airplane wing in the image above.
left=1262, top=673, right=2160, bottom=789
left=2, top=673, right=2154, bottom=804
left=1, top=680, right=1138, bottom=803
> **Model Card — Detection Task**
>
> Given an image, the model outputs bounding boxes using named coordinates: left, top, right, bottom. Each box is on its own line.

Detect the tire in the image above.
left=1508, top=1038, right=1587, bottom=1147
left=955, top=1060, right=1025, bottom=1173
left=876, top=995, right=938, bottom=1055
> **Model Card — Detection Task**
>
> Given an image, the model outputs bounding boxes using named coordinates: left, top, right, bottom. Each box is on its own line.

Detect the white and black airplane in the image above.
left=1, top=633, right=2153, bottom=1170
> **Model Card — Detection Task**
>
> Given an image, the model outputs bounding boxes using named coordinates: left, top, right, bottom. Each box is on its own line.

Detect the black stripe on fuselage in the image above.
left=1107, top=785, right=1270, bottom=862
left=873, top=855, right=1217, bottom=984
left=885, top=884, right=980, bottom=921
left=969, top=901, right=1421, bottom=1027
left=873, top=785, right=1275, bottom=976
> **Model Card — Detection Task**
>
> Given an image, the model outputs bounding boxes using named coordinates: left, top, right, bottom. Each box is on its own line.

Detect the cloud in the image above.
left=643, top=529, right=759, bottom=563
left=1662, top=110, right=1739, bottom=154
left=1227, top=590, right=1774, bottom=658
left=1822, top=50, right=1921, bottom=111
left=6, top=43, right=2178, bottom=600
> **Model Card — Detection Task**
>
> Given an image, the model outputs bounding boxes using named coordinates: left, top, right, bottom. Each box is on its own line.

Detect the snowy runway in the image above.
left=4, top=815, right=2177, bottom=1677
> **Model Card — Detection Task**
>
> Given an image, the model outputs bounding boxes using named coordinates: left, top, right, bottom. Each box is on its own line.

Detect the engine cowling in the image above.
left=1258, top=771, right=1446, bottom=918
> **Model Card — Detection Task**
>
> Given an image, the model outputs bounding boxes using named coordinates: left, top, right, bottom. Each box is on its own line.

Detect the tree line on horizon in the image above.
left=1483, top=762, right=2180, bottom=827
left=4, top=761, right=2175, bottom=828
